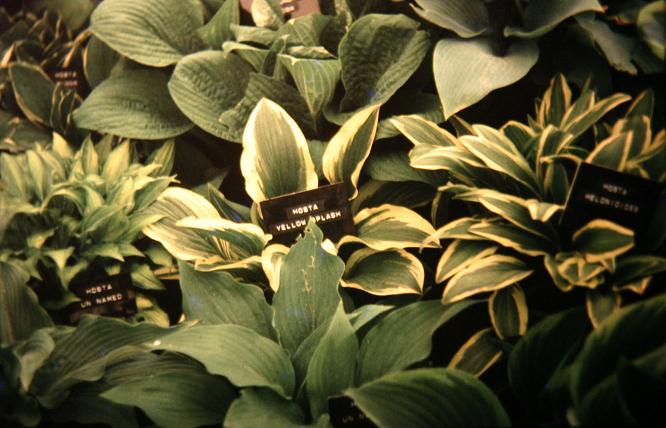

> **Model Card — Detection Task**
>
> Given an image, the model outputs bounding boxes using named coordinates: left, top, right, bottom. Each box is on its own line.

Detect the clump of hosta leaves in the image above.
left=0, top=2, right=94, bottom=152
left=0, top=134, right=176, bottom=312
left=144, top=98, right=441, bottom=298
left=394, top=73, right=666, bottom=330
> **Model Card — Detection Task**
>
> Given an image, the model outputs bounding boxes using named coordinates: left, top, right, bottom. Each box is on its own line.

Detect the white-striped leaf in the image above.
left=338, top=14, right=429, bottom=112
left=504, top=0, right=603, bottom=38
left=572, top=219, right=634, bottom=262
left=168, top=51, right=252, bottom=139
left=585, top=288, right=621, bottom=329
left=436, top=239, right=498, bottom=283
left=240, top=98, right=318, bottom=203
left=338, top=204, right=438, bottom=250
left=391, top=115, right=459, bottom=147
left=342, top=248, right=424, bottom=296
left=411, top=0, right=489, bottom=38
left=449, top=328, right=504, bottom=377
left=560, top=92, right=631, bottom=139
left=525, top=199, right=563, bottom=222
left=74, top=69, right=193, bottom=139
left=554, top=253, right=605, bottom=288
left=489, top=284, right=528, bottom=339
left=469, top=221, right=555, bottom=256
left=278, top=55, right=340, bottom=117
left=251, top=0, right=283, bottom=29
left=429, top=217, right=487, bottom=242
left=365, top=151, right=446, bottom=187
left=261, top=243, right=289, bottom=292
left=176, top=217, right=268, bottom=260
left=90, top=0, right=205, bottom=67
left=442, top=255, right=533, bottom=303
left=612, top=255, right=666, bottom=286
left=433, top=37, right=538, bottom=119
left=586, top=132, right=633, bottom=171
left=9, top=63, right=54, bottom=127
left=322, top=104, right=380, bottom=200
left=346, top=368, right=510, bottom=427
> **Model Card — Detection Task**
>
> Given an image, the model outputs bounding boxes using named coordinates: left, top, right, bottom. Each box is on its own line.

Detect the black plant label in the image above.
left=328, top=396, right=375, bottom=428
left=240, top=0, right=321, bottom=17
left=50, top=67, right=84, bottom=93
left=260, top=183, right=356, bottom=245
left=68, top=273, right=137, bottom=324
left=560, top=162, right=663, bottom=245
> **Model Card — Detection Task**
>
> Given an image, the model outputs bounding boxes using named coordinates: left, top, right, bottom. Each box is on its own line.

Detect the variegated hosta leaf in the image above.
left=429, top=217, right=487, bottom=242
left=322, top=104, right=380, bottom=200
left=442, top=255, right=533, bottom=303
left=261, top=243, right=289, bottom=292
left=175, top=218, right=269, bottom=261
left=433, top=37, right=539, bottom=119
left=638, top=1, right=665, bottom=60
left=277, top=55, right=340, bottom=117
left=436, top=239, right=498, bottom=283
left=411, top=0, right=489, bottom=38
left=586, top=132, right=633, bottom=171
left=572, top=219, right=634, bottom=263
left=90, top=0, right=205, bottom=67
left=611, top=255, right=666, bottom=288
left=338, top=204, right=438, bottom=251
left=197, top=0, right=240, bottom=47
left=9, top=63, right=54, bottom=127
left=504, top=0, right=603, bottom=38
left=409, top=145, right=483, bottom=180
left=559, top=92, right=631, bottom=140
left=341, top=248, right=424, bottom=296
left=552, top=253, right=606, bottom=289
left=365, top=152, right=446, bottom=187
left=489, top=284, right=528, bottom=339
left=448, top=328, right=503, bottom=377
left=536, top=74, right=572, bottom=127
left=391, top=115, right=460, bottom=147
left=241, top=98, right=318, bottom=203
left=143, top=187, right=221, bottom=261
left=525, top=199, right=562, bottom=222
left=586, top=288, right=621, bottom=328
left=469, top=220, right=556, bottom=256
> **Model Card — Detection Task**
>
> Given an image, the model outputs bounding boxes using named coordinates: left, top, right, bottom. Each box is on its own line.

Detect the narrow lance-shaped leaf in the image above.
left=449, top=328, right=504, bottom=377
left=572, top=219, right=634, bottom=263
left=489, top=284, right=528, bottom=339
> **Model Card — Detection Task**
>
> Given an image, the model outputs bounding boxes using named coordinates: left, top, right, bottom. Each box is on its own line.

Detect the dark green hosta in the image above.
left=415, top=0, right=665, bottom=118
left=144, top=99, right=441, bottom=297
left=0, top=134, right=176, bottom=314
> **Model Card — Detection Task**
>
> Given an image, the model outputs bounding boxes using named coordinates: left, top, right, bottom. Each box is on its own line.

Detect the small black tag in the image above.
left=49, top=67, right=83, bottom=93
left=559, top=163, right=663, bottom=244
left=260, top=183, right=356, bottom=245
left=240, top=0, right=321, bottom=17
left=328, top=396, right=375, bottom=428
left=68, top=273, right=137, bottom=324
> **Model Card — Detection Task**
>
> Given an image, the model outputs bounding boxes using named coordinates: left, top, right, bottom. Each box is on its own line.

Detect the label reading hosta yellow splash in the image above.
left=260, top=183, right=355, bottom=244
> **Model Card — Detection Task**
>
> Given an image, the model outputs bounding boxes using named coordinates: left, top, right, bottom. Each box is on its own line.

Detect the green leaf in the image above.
left=102, top=141, right=130, bottom=183
left=489, top=284, right=528, bottom=339
left=168, top=51, right=252, bottom=139
left=585, top=288, right=621, bottom=329
left=198, top=0, right=240, bottom=47
left=342, top=248, right=424, bottom=296
left=575, top=15, right=638, bottom=75
left=392, top=115, right=459, bottom=149
left=90, top=0, right=205, bottom=67
left=208, top=185, right=251, bottom=223
left=449, top=328, right=504, bottom=377
left=436, top=240, right=498, bottom=284
left=411, top=0, right=488, bottom=38
left=504, top=0, right=603, bottom=39
left=103, top=369, right=235, bottom=428
left=74, top=69, right=193, bottom=139
left=225, top=388, right=306, bottom=428
left=442, top=255, right=533, bottom=303
left=365, top=151, right=445, bottom=186
left=346, top=368, right=510, bottom=427
left=83, top=36, right=122, bottom=89
left=51, top=382, right=138, bottom=428
left=306, top=304, right=358, bottom=418
left=178, top=261, right=275, bottom=339
left=358, top=300, right=476, bottom=383
left=30, top=317, right=178, bottom=408
left=44, top=0, right=96, bottom=31
left=570, top=295, right=666, bottom=425
left=143, top=187, right=221, bottom=261
left=147, top=140, right=176, bottom=177
left=151, top=324, right=295, bottom=397
left=322, top=104, right=380, bottom=199
left=240, top=98, right=318, bottom=203
left=586, top=133, right=632, bottom=171
left=612, top=255, right=666, bottom=285
left=338, top=204, right=438, bottom=251
left=470, top=220, right=555, bottom=256
left=572, top=219, right=634, bottom=262
left=9, top=63, right=54, bottom=127
left=277, top=55, right=340, bottom=117
left=272, top=220, right=345, bottom=355
left=0, top=262, right=52, bottom=346
left=338, top=14, right=429, bottom=112
left=638, top=1, right=665, bottom=60
left=251, top=0, right=284, bottom=29
left=433, top=37, right=538, bottom=119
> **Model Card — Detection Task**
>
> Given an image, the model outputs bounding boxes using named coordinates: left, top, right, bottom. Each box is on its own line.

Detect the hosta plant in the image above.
left=144, top=98, right=442, bottom=297
left=0, top=134, right=176, bottom=321
left=393, top=74, right=665, bottom=331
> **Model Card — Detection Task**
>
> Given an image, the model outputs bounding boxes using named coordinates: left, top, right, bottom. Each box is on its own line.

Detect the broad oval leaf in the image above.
left=151, top=324, right=295, bottom=398
left=434, top=37, right=539, bottom=119
left=90, top=0, right=205, bottom=67
left=338, top=14, right=429, bottom=112
left=572, top=219, right=634, bottom=262
left=83, top=36, right=122, bottom=89
left=346, top=368, right=510, bottom=428
left=449, top=328, right=504, bottom=377
left=322, top=104, right=380, bottom=199
left=240, top=98, right=318, bottom=203
left=436, top=239, right=498, bottom=283
left=411, top=0, right=489, bottom=38
left=197, top=0, right=240, bottom=47
left=504, top=0, right=603, bottom=39
left=442, top=255, right=533, bottom=303
left=9, top=63, right=54, bottom=126
left=169, top=51, right=252, bottom=139
left=338, top=204, right=438, bottom=251
left=225, top=388, right=306, bottom=428
left=278, top=55, right=340, bottom=117
left=342, top=248, right=424, bottom=296
left=74, top=69, right=193, bottom=139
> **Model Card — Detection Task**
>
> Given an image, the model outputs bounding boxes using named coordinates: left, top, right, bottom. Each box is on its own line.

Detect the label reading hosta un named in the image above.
left=260, top=183, right=356, bottom=245
left=68, top=273, right=137, bottom=323
left=559, top=162, right=662, bottom=244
